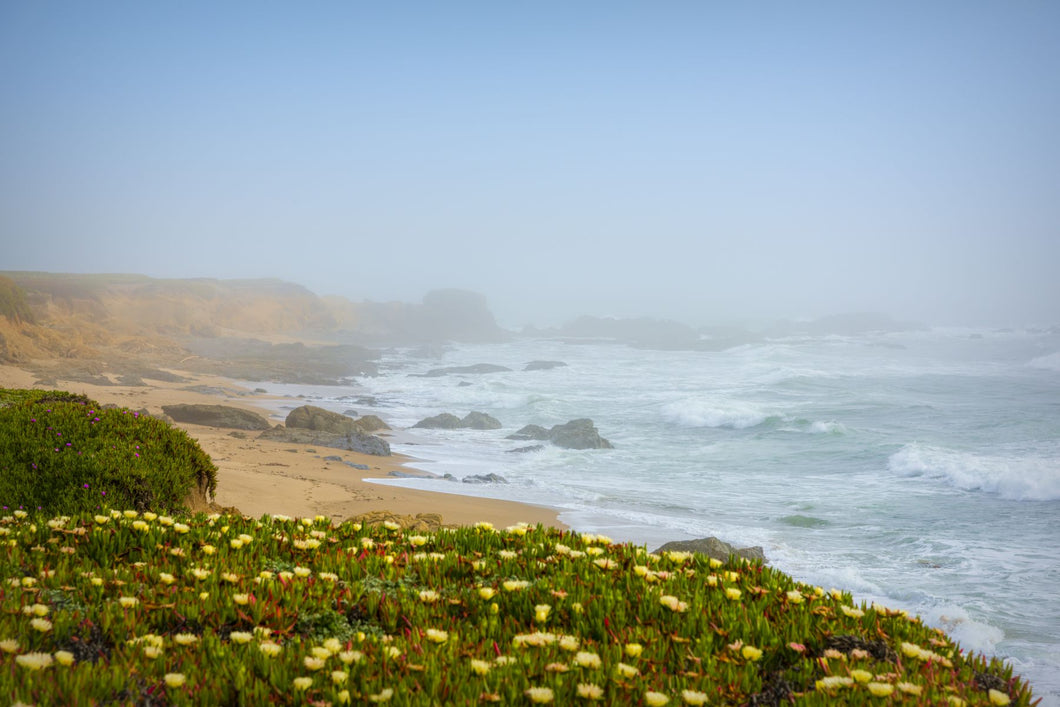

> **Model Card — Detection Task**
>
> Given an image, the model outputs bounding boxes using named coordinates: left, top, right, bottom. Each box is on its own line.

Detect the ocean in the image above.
left=260, top=326, right=1060, bottom=705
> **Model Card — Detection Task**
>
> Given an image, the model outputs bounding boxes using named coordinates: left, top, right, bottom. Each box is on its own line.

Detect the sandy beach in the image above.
left=0, top=362, right=563, bottom=530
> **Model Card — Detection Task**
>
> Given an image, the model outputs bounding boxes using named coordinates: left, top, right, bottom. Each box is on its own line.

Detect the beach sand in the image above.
left=0, top=363, right=563, bottom=530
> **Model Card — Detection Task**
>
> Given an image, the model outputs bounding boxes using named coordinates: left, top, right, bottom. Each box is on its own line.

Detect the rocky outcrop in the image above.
left=413, top=411, right=502, bottom=430
left=420, top=363, right=512, bottom=377
left=351, top=510, right=444, bottom=532
left=462, top=473, right=508, bottom=484
left=285, top=405, right=359, bottom=434
left=506, top=444, right=545, bottom=454
left=524, top=360, right=567, bottom=371
left=507, top=419, right=612, bottom=449
left=653, top=537, right=766, bottom=564
left=258, top=425, right=391, bottom=456
left=161, top=404, right=272, bottom=430
left=353, top=414, right=390, bottom=432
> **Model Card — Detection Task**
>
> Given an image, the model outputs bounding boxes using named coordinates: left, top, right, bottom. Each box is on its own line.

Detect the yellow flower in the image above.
left=173, top=633, right=198, bottom=646
left=470, top=659, right=492, bottom=676
left=322, top=638, right=342, bottom=654
left=142, top=645, right=163, bottom=659
left=233, top=593, right=250, bottom=605
left=331, top=670, right=348, bottom=684
left=577, top=683, right=604, bottom=700
left=419, top=589, right=440, bottom=603
left=659, top=595, right=688, bottom=612
left=163, top=673, right=186, bottom=688
left=337, top=690, right=350, bottom=704
left=174, top=523, right=190, bottom=534
left=840, top=605, right=865, bottom=618
left=15, top=652, right=54, bottom=670
left=616, top=662, right=640, bottom=679
left=474, top=521, right=495, bottom=531
left=816, top=676, right=854, bottom=692
left=304, top=656, right=326, bottom=671
left=625, top=643, right=643, bottom=657
left=725, top=587, right=742, bottom=601
left=294, top=566, right=312, bottom=578
left=574, top=651, right=602, bottom=669
left=31, top=618, right=53, bottom=632
left=535, top=604, right=552, bottom=623
left=478, top=587, right=496, bottom=600
left=645, top=691, right=670, bottom=706
left=785, top=590, right=804, bottom=603
left=681, top=690, right=708, bottom=705
left=259, top=641, right=282, bottom=657
left=850, top=669, right=872, bottom=683
left=425, top=628, right=449, bottom=643
left=741, top=645, right=763, bottom=661
left=159, top=572, right=175, bottom=585
left=0, top=639, right=19, bottom=653
left=409, top=535, right=428, bottom=546
left=559, top=635, right=580, bottom=652
left=229, top=538, right=243, bottom=549
left=988, top=689, right=1012, bottom=706
left=94, top=515, right=109, bottom=525
left=368, top=687, right=394, bottom=702
left=339, top=650, right=364, bottom=664
left=525, top=687, right=554, bottom=703
left=383, top=520, right=401, bottom=531
left=867, top=682, right=894, bottom=697
left=54, top=650, right=75, bottom=666
left=292, top=676, right=313, bottom=691
left=229, top=631, right=253, bottom=644
left=503, top=580, right=530, bottom=591
left=131, top=520, right=149, bottom=532
left=24, top=603, right=50, bottom=617
left=896, top=682, right=923, bottom=696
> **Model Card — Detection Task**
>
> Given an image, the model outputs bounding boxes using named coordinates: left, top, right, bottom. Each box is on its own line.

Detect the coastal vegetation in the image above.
left=0, top=387, right=1036, bottom=704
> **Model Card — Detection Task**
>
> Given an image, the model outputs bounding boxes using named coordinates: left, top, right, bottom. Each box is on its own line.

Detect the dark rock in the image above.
left=653, top=537, right=766, bottom=564
left=507, top=445, right=545, bottom=454
left=345, top=462, right=371, bottom=470
left=323, top=455, right=343, bottom=462
left=524, top=360, right=568, bottom=371
left=413, top=413, right=464, bottom=429
left=285, top=405, right=359, bottom=435
left=228, top=431, right=247, bottom=439
left=343, top=409, right=358, bottom=417
left=162, top=404, right=272, bottom=430
left=421, top=363, right=513, bottom=377
left=258, top=426, right=391, bottom=456
left=353, top=414, right=390, bottom=432
left=254, top=387, right=268, bottom=393
left=463, top=473, right=508, bottom=484
left=507, top=424, right=551, bottom=441
left=548, top=418, right=613, bottom=449
left=460, top=411, right=502, bottom=430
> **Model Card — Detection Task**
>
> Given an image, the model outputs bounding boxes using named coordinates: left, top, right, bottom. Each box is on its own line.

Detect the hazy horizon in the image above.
left=3, top=2, right=1059, bottom=330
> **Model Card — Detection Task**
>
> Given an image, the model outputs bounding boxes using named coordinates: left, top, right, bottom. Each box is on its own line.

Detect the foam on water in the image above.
left=1028, top=350, right=1060, bottom=372
left=661, top=399, right=771, bottom=429
left=888, top=442, right=1060, bottom=501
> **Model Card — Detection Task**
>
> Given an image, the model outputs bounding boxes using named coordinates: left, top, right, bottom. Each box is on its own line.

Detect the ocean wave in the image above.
left=888, top=443, right=1060, bottom=501
left=661, top=399, right=770, bottom=429
left=809, top=420, right=846, bottom=435
left=1028, top=351, right=1060, bottom=372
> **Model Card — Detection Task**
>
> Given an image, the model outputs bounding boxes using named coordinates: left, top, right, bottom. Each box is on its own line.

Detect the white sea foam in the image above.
left=809, top=420, right=846, bottom=434
left=661, top=399, right=770, bottom=429
left=1028, top=351, right=1060, bottom=372
left=888, top=443, right=1060, bottom=501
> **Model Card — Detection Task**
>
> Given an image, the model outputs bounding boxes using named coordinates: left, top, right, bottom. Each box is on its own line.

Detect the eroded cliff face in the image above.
left=0, top=273, right=507, bottom=381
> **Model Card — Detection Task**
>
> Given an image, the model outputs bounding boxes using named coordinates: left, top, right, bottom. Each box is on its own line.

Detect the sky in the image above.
left=2, top=1, right=1059, bottom=328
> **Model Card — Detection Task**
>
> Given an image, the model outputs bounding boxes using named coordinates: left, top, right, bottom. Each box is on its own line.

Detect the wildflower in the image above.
left=174, top=633, right=198, bottom=646
left=577, top=683, right=604, bottom=700
left=498, top=550, right=518, bottom=559
left=383, top=520, right=401, bottom=531
left=785, top=589, right=804, bottom=603
left=645, top=692, right=670, bottom=706
left=725, top=587, right=742, bottom=601
left=229, top=631, right=253, bottom=644
left=319, top=571, right=338, bottom=582
left=159, top=572, right=175, bottom=585
left=94, top=515, right=109, bottom=525
left=425, top=628, right=449, bottom=643
left=233, top=593, right=250, bottom=605
left=545, top=662, right=569, bottom=673
left=741, top=645, right=763, bottom=661
left=54, top=650, right=75, bottom=666
left=132, top=520, right=149, bottom=532
left=559, top=635, right=580, bottom=652
left=164, top=673, right=186, bottom=688
left=788, top=642, right=806, bottom=653
left=478, top=587, right=496, bottom=600
left=368, top=687, right=394, bottom=702
left=221, top=572, right=239, bottom=583
left=503, top=580, right=530, bottom=591
left=988, top=690, right=1011, bottom=706
left=470, top=658, right=492, bottom=675
left=867, top=682, right=895, bottom=697
left=201, top=544, right=216, bottom=555
left=896, top=682, right=923, bottom=696
left=616, top=662, right=640, bottom=679
left=229, top=538, right=243, bottom=549
left=143, top=645, right=163, bottom=659
left=24, top=603, right=49, bottom=617
left=360, top=537, right=375, bottom=549
left=409, top=535, right=428, bottom=546
left=259, top=641, right=282, bottom=657
left=525, top=687, right=554, bottom=703
left=16, top=652, right=54, bottom=670
left=294, top=566, right=312, bottom=578
left=293, top=677, right=313, bottom=690
left=625, top=643, right=643, bottom=657
left=419, top=589, right=440, bottom=603
left=574, top=651, right=602, bottom=669
left=948, top=698, right=968, bottom=707
left=840, top=605, right=864, bottom=618
left=681, top=690, right=708, bottom=705
left=593, top=558, right=617, bottom=570
left=535, top=604, right=552, bottom=623
left=665, top=550, right=692, bottom=563
left=659, top=595, right=688, bottom=612
left=474, top=521, right=495, bottom=531
left=495, top=655, right=517, bottom=666
left=385, top=646, right=402, bottom=659
left=158, top=516, right=174, bottom=526
left=31, top=618, right=53, bottom=632
left=190, top=568, right=210, bottom=580
left=322, top=638, right=343, bottom=654
left=174, top=523, right=190, bottom=534
left=304, top=656, right=326, bottom=671
left=331, top=670, right=348, bottom=684
left=816, top=676, right=854, bottom=692
left=850, top=669, right=873, bottom=683
left=339, top=650, right=363, bottom=664
left=253, top=626, right=273, bottom=638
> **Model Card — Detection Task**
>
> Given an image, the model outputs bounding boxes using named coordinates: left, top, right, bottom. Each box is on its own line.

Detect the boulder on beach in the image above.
left=462, top=473, right=508, bottom=484
left=413, top=411, right=502, bottom=430
left=413, top=413, right=464, bottom=429
left=524, top=360, right=568, bottom=371
left=285, top=405, right=359, bottom=435
left=506, top=419, right=612, bottom=449
left=653, top=537, right=766, bottom=564
left=353, top=414, right=390, bottom=432
left=258, top=425, right=391, bottom=456
left=161, top=404, right=272, bottom=431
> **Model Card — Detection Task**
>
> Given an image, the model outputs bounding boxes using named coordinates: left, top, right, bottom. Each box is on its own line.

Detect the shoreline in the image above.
left=0, top=363, right=565, bottom=530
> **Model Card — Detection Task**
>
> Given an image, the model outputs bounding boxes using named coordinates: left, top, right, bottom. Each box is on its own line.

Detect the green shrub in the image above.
left=0, top=275, right=35, bottom=324
left=0, top=389, right=217, bottom=514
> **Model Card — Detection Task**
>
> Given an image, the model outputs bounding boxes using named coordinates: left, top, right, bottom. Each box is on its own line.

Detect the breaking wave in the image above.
left=888, top=443, right=1060, bottom=501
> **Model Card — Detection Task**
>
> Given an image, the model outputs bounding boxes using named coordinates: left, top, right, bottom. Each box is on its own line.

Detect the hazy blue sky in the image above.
left=2, top=1, right=1058, bottom=327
